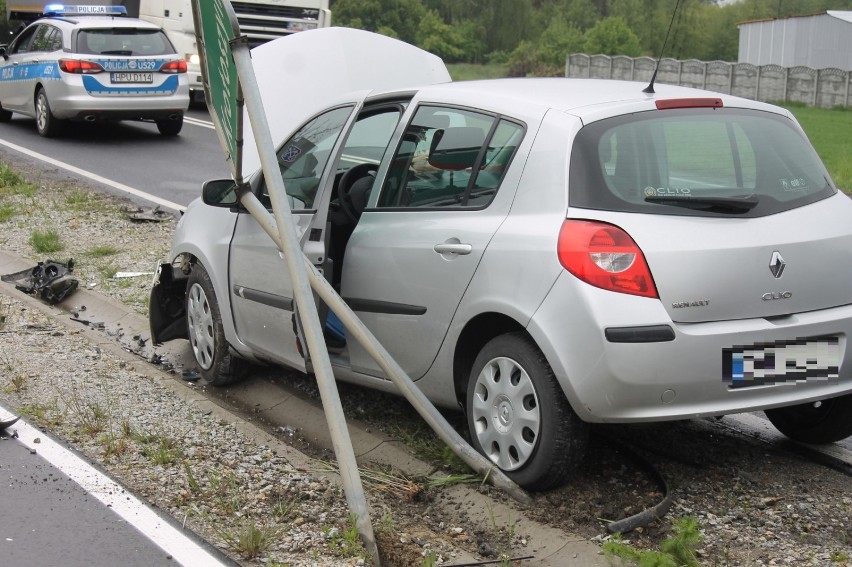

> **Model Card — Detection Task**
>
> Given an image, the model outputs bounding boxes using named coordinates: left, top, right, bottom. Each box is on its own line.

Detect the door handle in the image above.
left=433, top=243, right=472, bottom=256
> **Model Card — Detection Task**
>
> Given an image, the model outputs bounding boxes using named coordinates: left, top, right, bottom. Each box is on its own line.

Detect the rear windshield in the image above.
left=569, top=108, right=835, bottom=217
left=76, top=29, right=175, bottom=56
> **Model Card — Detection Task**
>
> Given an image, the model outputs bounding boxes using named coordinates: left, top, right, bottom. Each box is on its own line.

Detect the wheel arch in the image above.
left=452, top=312, right=526, bottom=406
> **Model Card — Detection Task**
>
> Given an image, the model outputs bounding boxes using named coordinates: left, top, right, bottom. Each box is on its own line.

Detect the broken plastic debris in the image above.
left=181, top=370, right=200, bottom=382
left=1, top=259, right=79, bottom=304
left=121, top=205, right=172, bottom=222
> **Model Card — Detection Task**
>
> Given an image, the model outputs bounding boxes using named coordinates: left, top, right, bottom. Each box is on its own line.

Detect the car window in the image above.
left=261, top=105, right=354, bottom=210
left=9, top=26, right=38, bottom=54
left=570, top=108, right=835, bottom=217
left=377, top=105, right=523, bottom=209
left=45, top=27, right=64, bottom=51
left=29, top=25, right=56, bottom=52
left=338, top=108, right=401, bottom=171
left=76, top=28, right=175, bottom=56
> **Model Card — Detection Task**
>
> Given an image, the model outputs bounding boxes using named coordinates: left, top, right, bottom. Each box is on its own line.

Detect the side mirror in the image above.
left=0, top=46, right=7, bottom=60
left=202, top=179, right=239, bottom=207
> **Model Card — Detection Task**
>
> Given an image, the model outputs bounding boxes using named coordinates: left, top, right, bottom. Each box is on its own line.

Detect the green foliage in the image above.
left=0, top=204, right=18, bottom=222
left=584, top=16, right=642, bottom=56
left=604, top=516, right=702, bottom=567
left=29, top=229, right=63, bottom=254
left=779, top=103, right=852, bottom=193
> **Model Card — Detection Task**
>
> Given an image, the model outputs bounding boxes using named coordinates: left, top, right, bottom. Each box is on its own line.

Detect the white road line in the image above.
left=0, top=138, right=186, bottom=213
left=184, top=116, right=215, bottom=129
left=2, top=408, right=229, bottom=567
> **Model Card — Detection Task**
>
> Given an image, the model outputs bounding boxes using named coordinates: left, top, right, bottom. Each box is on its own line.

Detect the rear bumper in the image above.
left=530, top=271, right=852, bottom=423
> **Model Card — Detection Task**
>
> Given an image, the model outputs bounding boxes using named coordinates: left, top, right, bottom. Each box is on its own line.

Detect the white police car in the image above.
left=0, top=4, right=189, bottom=137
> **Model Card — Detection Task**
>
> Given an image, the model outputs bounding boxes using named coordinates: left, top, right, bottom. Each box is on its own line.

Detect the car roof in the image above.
left=34, top=15, right=162, bottom=30
left=404, top=77, right=792, bottom=124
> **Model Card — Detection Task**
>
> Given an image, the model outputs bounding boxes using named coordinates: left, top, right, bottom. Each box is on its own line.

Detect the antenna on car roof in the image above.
left=643, top=0, right=683, bottom=94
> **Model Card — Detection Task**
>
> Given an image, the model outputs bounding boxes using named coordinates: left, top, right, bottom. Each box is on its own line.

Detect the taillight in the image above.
left=160, top=60, right=187, bottom=74
left=557, top=220, right=658, bottom=298
left=58, top=59, right=104, bottom=74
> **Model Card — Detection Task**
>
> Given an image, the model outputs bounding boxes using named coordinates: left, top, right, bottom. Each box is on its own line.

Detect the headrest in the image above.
left=428, top=127, right=485, bottom=171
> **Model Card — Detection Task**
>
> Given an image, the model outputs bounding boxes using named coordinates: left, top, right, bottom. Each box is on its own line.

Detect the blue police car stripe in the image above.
left=0, top=62, right=62, bottom=83
left=82, top=74, right=179, bottom=96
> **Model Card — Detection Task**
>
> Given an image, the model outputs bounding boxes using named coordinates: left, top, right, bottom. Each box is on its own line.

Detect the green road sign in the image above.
left=191, top=0, right=241, bottom=179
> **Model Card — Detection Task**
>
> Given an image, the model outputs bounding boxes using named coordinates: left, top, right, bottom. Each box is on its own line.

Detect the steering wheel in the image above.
left=336, top=163, right=378, bottom=224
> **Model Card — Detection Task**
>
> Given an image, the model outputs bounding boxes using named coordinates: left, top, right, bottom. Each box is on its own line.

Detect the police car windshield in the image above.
left=76, top=29, right=174, bottom=56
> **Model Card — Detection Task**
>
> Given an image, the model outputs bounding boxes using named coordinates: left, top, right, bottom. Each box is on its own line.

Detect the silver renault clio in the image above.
left=150, top=28, right=852, bottom=490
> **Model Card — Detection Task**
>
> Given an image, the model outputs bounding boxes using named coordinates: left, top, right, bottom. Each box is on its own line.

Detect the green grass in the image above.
left=0, top=162, right=37, bottom=198
left=0, top=204, right=18, bottom=222
left=86, top=245, right=119, bottom=258
left=29, top=229, right=63, bottom=254
left=777, top=104, right=852, bottom=193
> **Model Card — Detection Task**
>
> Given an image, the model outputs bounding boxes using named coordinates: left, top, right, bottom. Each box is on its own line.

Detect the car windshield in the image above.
left=569, top=107, right=836, bottom=217
left=76, top=29, right=174, bottom=56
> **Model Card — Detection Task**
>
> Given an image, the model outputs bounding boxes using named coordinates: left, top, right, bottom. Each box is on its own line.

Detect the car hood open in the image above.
left=239, top=27, right=451, bottom=175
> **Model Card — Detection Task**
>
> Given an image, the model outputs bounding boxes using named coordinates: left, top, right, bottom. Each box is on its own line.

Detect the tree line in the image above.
left=329, top=0, right=852, bottom=75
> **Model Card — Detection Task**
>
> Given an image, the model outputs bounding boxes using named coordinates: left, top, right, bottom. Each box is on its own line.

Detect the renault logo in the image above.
left=769, top=251, right=785, bottom=279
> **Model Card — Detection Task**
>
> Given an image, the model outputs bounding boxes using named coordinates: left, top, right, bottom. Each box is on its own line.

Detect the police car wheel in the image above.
left=0, top=107, right=11, bottom=122
left=35, top=88, right=63, bottom=138
left=157, top=116, right=183, bottom=137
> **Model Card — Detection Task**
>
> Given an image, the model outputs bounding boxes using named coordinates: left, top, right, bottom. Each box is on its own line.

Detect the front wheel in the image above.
left=35, top=88, right=63, bottom=137
left=157, top=116, right=183, bottom=136
left=764, top=393, right=852, bottom=444
left=186, top=263, right=246, bottom=386
left=466, top=332, right=589, bottom=491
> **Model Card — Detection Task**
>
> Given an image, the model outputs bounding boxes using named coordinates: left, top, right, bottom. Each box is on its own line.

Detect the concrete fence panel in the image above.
left=757, top=64, right=787, bottom=103
left=565, top=53, right=851, bottom=108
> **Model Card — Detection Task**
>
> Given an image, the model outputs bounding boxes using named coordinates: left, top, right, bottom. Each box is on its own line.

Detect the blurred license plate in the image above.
left=111, top=72, right=153, bottom=83
left=723, top=337, right=840, bottom=388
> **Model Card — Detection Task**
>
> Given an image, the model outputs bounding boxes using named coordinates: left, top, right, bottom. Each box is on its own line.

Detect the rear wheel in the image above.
left=466, top=332, right=589, bottom=491
left=157, top=116, right=183, bottom=136
left=186, top=263, right=246, bottom=386
left=35, top=88, right=63, bottom=137
left=764, top=393, right=852, bottom=444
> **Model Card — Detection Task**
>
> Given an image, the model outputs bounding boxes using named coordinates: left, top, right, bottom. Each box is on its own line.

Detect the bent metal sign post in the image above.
left=189, top=1, right=380, bottom=563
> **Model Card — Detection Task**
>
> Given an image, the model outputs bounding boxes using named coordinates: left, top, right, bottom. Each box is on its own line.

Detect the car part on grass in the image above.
left=1, top=412, right=20, bottom=432
left=1, top=259, right=79, bottom=304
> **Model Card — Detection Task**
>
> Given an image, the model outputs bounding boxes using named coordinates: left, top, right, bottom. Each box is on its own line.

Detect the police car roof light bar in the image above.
left=43, top=4, right=128, bottom=17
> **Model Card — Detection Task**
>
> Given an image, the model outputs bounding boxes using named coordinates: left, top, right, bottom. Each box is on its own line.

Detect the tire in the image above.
left=466, top=332, right=589, bottom=491
left=764, top=393, right=852, bottom=444
left=35, top=88, right=63, bottom=137
left=186, top=263, right=247, bottom=386
left=0, top=106, right=11, bottom=122
left=157, top=116, right=183, bottom=136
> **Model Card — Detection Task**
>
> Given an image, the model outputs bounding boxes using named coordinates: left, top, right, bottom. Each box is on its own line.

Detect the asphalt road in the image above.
left=0, top=107, right=229, bottom=210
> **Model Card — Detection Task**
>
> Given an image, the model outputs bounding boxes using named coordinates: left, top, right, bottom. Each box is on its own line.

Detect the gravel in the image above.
left=1, top=160, right=851, bottom=567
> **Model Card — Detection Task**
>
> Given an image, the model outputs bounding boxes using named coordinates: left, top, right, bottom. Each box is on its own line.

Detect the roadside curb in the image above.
left=0, top=249, right=608, bottom=566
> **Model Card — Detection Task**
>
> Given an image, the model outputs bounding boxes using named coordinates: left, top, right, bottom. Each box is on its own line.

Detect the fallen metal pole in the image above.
left=235, top=190, right=531, bottom=506
left=229, top=41, right=380, bottom=566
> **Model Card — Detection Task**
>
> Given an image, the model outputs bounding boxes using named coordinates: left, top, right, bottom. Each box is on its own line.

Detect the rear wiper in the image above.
left=644, top=193, right=758, bottom=213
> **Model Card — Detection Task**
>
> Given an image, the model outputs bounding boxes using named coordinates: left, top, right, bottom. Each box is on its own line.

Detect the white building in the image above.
left=738, top=11, right=852, bottom=71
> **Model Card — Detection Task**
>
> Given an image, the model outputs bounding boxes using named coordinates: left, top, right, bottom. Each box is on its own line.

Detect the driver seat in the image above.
left=347, top=170, right=376, bottom=220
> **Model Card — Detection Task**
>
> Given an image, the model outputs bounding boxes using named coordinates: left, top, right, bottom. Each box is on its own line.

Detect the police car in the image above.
left=0, top=5, right=189, bottom=137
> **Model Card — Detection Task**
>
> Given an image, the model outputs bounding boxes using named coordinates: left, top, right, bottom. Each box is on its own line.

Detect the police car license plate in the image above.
left=723, top=336, right=840, bottom=389
left=111, top=72, right=153, bottom=84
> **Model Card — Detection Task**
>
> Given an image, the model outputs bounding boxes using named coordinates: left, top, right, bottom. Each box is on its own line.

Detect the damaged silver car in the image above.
left=151, top=28, right=852, bottom=490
